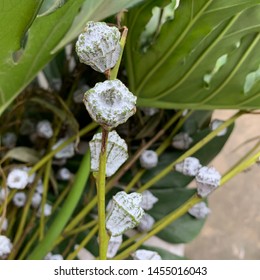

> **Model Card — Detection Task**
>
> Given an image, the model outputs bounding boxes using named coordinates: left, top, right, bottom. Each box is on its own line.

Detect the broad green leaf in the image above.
left=126, top=0, right=260, bottom=109
left=1, top=147, right=40, bottom=164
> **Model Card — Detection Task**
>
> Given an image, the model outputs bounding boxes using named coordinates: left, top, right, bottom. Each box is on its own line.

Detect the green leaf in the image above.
left=126, top=0, right=260, bottom=109
left=1, top=147, right=40, bottom=164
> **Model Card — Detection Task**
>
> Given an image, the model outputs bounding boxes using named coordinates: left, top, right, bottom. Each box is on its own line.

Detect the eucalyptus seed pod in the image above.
left=188, top=202, right=211, bottom=219
left=7, top=169, right=29, bottom=190
left=45, top=253, right=63, bottom=260
left=89, top=131, right=128, bottom=177
left=37, top=203, right=52, bottom=217
left=106, top=191, right=144, bottom=237
left=0, top=235, right=13, bottom=259
left=83, top=79, right=136, bottom=130
left=31, top=192, right=42, bottom=209
left=196, top=166, right=221, bottom=197
left=57, top=167, right=72, bottom=181
left=172, top=132, right=193, bottom=150
left=36, top=120, right=53, bottom=139
left=132, top=249, right=161, bottom=260
left=76, top=21, right=121, bottom=73
left=140, top=190, right=158, bottom=211
left=137, top=213, right=155, bottom=232
left=107, top=235, right=123, bottom=259
left=52, top=138, right=75, bottom=159
left=139, top=150, right=158, bottom=169
left=13, top=192, right=27, bottom=207
left=210, top=119, right=227, bottom=136
left=175, top=157, right=202, bottom=176
left=2, top=132, right=17, bottom=148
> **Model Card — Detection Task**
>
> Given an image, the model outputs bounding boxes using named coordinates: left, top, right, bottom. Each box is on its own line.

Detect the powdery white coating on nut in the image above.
left=106, top=191, right=144, bottom=237
left=188, top=202, right=211, bottom=219
left=0, top=218, right=8, bottom=231
left=37, top=203, right=52, bottom=217
left=210, top=119, right=227, bottom=136
left=36, top=120, right=53, bottom=139
left=76, top=21, right=121, bottom=73
left=31, top=192, right=42, bottom=209
left=175, top=157, right=202, bottom=176
left=137, top=213, right=155, bottom=232
left=132, top=249, right=161, bottom=260
left=89, top=131, right=128, bottom=177
left=0, top=235, right=12, bottom=258
left=13, top=192, right=27, bottom=207
left=139, top=150, right=158, bottom=169
left=107, top=235, right=123, bottom=259
left=52, top=138, right=75, bottom=159
left=83, top=79, right=136, bottom=130
left=172, top=132, right=193, bottom=150
left=140, top=190, right=158, bottom=211
left=57, top=168, right=72, bottom=181
left=196, top=166, right=221, bottom=197
left=2, top=132, right=17, bottom=148
left=7, top=169, right=29, bottom=190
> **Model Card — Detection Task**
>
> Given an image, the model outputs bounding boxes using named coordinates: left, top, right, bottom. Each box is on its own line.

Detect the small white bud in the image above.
left=0, top=217, right=8, bottom=231
left=140, top=150, right=158, bottom=169
left=107, top=235, right=123, bottom=259
left=7, top=169, right=29, bottom=190
left=37, top=203, right=52, bottom=217
left=83, top=79, right=136, bottom=130
left=196, top=166, right=221, bottom=197
left=31, top=192, right=42, bottom=209
left=141, top=107, right=159, bottom=116
left=140, top=190, right=158, bottom=211
left=13, top=192, right=27, bottom=207
left=2, top=132, right=17, bottom=148
left=89, top=131, right=128, bottom=177
left=106, top=191, right=144, bottom=236
left=0, top=235, right=13, bottom=259
left=57, top=167, right=72, bottom=181
left=137, top=213, right=155, bottom=232
left=172, top=132, right=193, bottom=150
left=73, top=85, right=90, bottom=103
left=188, top=202, right=211, bottom=219
left=36, top=179, right=44, bottom=194
left=21, top=167, right=36, bottom=184
left=36, top=120, right=53, bottom=139
left=210, top=119, right=227, bottom=136
left=132, top=249, right=161, bottom=260
left=76, top=21, right=121, bottom=73
left=175, top=157, right=202, bottom=176
left=52, top=138, right=75, bottom=159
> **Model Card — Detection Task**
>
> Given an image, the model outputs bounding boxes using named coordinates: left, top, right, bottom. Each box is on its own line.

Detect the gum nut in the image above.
left=107, top=235, right=123, bottom=259
left=75, top=21, right=121, bottom=73
left=106, top=191, right=144, bottom=236
left=210, top=119, right=227, bottom=136
left=57, top=168, right=71, bottom=181
left=172, top=132, right=193, bottom=150
left=2, top=132, right=17, bottom=148
left=137, top=213, right=155, bottom=232
left=0, top=218, right=8, bottom=231
left=188, top=202, right=211, bottom=219
left=73, top=85, right=90, bottom=103
left=175, top=157, right=202, bottom=176
left=0, top=235, right=13, bottom=258
left=89, top=131, right=128, bottom=177
left=7, top=169, right=29, bottom=190
left=140, top=190, right=158, bottom=211
left=140, top=150, right=158, bottom=169
left=37, top=203, right=52, bottom=217
left=31, top=192, right=42, bottom=209
left=13, top=192, right=27, bottom=207
left=196, top=166, right=221, bottom=197
left=83, top=79, right=136, bottom=130
left=36, top=179, right=44, bottom=194
left=52, top=138, right=75, bottom=159
left=132, top=249, right=161, bottom=260
left=21, top=167, right=36, bottom=184
left=36, top=120, right=53, bottom=139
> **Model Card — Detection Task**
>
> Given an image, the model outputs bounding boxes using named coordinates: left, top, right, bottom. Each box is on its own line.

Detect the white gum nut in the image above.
left=175, top=157, right=202, bottom=176
left=0, top=235, right=13, bottom=259
left=2, top=132, right=17, bottom=148
left=132, top=249, right=161, bottom=260
left=139, top=150, right=158, bottom=169
left=188, top=202, right=211, bottom=219
left=75, top=21, right=121, bottom=73
left=31, top=192, right=42, bottom=209
left=37, top=203, right=52, bottom=217
left=106, top=191, right=144, bottom=237
left=36, top=120, right=53, bottom=139
left=83, top=79, right=136, bottom=130
left=172, top=132, right=193, bottom=150
left=7, top=169, right=29, bottom=190
left=137, top=213, right=155, bottom=232
left=107, top=235, right=123, bottom=259
left=210, top=119, right=227, bottom=136
left=196, top=166, right=221, bottom=197
left=52, top=138, right=75, bottom=159
left=57, top=167, right=72, bottom=181
left=13, top=192, right=27, bottom=207
left=89, top=131, right=128, bottom=177
left=140, top=190, right=158, bottom=211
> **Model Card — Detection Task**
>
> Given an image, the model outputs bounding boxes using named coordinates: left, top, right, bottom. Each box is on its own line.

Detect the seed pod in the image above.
left=13, top=192, right=27, bottom=207
left=36, top=120, right=53, bottom=139
left=107, top=235, right=123, bottom=259
left=132, top=249, right=161, bottom=260
left=210, top=119, right=227, bottom=136
left=83, top=79, right=136, bottom=130
left=137, top=213, right=155, bottom=232
left=0, top=235, right=12, bottom=259
left=57, top=167, right=72, bottom=181
left=188, top=202, right=211, bottom=219
left=140, top=190, right=158, bottom=211
left=7, top=169, right=29, bottom=190
left=196, top=166, right=221, bottom=197
left=106, top=191, right=144, bottom=236
left=31, top=192, right=42, bottom=209
left=139, top=150, right=158, bottom=169
left=76, top=21, right=121, bottom=73
left=175, top=157, right=202, bottom=176
left=172, top=132, right=193, bottom=150
left=21, top=167, right=36, bottom=184
left=2, top=132, right=17, bottom=148
left=52, top=138, right=75, bottom=159
left=89, top=131, right=128, bottom=177
left=37, top=203, right=52, bottom=217
left=45, top=253, right=63, bottom=260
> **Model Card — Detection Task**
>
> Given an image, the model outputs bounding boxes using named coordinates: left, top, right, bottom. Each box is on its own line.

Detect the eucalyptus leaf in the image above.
left=2, top=147, right=40, bottom=164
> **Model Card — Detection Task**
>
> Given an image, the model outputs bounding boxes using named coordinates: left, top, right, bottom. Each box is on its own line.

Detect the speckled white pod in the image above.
left=140, top=190, right=158, bottom=211
left=89, top=131, right=128, bottom=177
left=0, top=235, right=12, bottom=259
left=13, top=192, right=27, bottom=207
left=107, top=235, right=123, bottom=259
left=76, top=21, right=121, bottom=73
left=52, top=138, right=75, bottom=159
left=7, top=169, right=29, bottom=190
left=196, top=166, right=221, bottom=197
left=137, top=213, right=155, bottom=232
left=175, top=157, right=202, bottom=176
left=2, top=132, right=17, bottom=148
left=172, top=132, right=193, bottom=150
left=139, top=150, right=158, bottom=169
left=132, top=249, right=161, bottom=260
left=188, top=202, right=211, bottom=219
left=57, top=167, right=72, bottom=181
left=210, top=119, right=227, bottom=136
left=84, top=80, right=136, bottom=130
left=106, top=191, right=144, bottom=237
left=36, top=120, right=53, bottom=139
